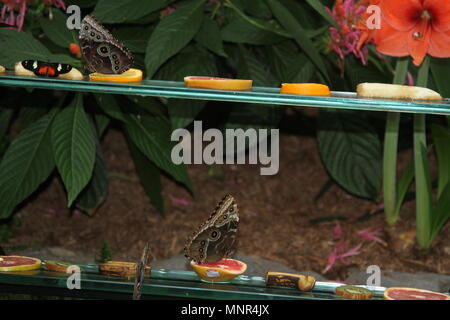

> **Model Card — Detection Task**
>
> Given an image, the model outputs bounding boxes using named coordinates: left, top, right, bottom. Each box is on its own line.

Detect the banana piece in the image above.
left=357, top=83, right=442, bottom=101
left=0, top=65, right=5, bottom=74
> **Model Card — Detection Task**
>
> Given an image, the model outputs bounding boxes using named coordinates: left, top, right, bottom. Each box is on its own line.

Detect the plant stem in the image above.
left=414, top=56, right=432, bottom=248
left=383, top=58, right=409, bottom=225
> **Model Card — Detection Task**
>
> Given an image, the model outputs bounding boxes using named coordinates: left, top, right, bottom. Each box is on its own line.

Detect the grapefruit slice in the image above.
left=0, top=65, right=5, bottom=74
left=184, top=76, right=253, bottom=91
left=89, top=68, right=143, bottom=83
left=335, top=285, right=374, bottom=300
left=190, top=258, right=247, bottom=282
left=280, top=83, right=331, bottom=96
left=384, top=287, right=450, bottom=300
left=0, top=256, right=41, bottom=272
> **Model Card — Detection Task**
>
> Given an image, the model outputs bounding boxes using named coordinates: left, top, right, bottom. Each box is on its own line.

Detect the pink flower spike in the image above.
left=333, top=223, right=343, bottom=240
left=46, top=208, right=57, bottom=214
left=338, top=243, right=362, bottom=260
left=322, top=249, right=338, bottom=273
left=357, top=226, right=387, bottom=245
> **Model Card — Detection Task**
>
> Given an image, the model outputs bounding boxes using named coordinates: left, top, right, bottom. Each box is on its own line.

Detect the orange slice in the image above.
left=384, top=287, right=450, bottom=300
left=184, top=76, right=253, bottom=91
left=280, top=83, right=331, bottom=96
left=0, top=65, right=5, bottom=74
left=0, top=256, right=41, bottom=272
left=89, top=68, right=143, bottom=83
left=190, top=258, right=247, bottom=282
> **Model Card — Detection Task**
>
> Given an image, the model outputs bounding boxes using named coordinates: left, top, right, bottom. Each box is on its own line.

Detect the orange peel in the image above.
left=280, top=83, right=331, bottom=96
left=89, top=68, right=143, bottom=83
left=184, top=76, right=253, bottom=91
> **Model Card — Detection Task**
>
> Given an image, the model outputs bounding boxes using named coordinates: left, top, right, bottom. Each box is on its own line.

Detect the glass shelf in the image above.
left=1, top=72, right=450, bottom=115
left=0, top=266, right=385, bottom=300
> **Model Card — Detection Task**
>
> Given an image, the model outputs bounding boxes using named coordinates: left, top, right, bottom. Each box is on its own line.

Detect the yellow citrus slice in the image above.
left=0, top=65, right=5, bottom=74
left=184, top=76, right=253, bottom=91
left=89, top=68, right=143, bottom=83
left=190, top=258, right=247, bottom=282
left=384, top=287, right=450, bottom=300
left=280, top=83, right=331, bottom=96
left=335, top=285, right=374, bottom=300
left=0, top=256, right=41, bottom=272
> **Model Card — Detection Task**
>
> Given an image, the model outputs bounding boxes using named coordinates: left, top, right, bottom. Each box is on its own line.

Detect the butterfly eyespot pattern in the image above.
left=79, top=15, right=133, bottom=75
left=184, top=195, right=239, bottom=264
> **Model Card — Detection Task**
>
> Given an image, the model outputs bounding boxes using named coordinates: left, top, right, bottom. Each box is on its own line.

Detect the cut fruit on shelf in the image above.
left=0, top=256, right=41, bottom=272
left=280, top=83, right=331, bottom=96
left=184, top=76, right=253, bottom=91
left=89, top=68, right=143, bottom=83
left=190, top=258, right=247, bottom=282
left=0, top=65, right=5, bottom=74
left=44, top=260, right=74, bottom=273
left=99, top=260, right=151, bottom=277
left=335, top=285, right=374, bottom=300
left=357, top=83, right=442, bottom=100
left=384, top=287, right=450, bottom=300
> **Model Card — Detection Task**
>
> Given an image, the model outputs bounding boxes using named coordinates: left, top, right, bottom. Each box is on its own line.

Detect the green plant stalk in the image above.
left=414, top=56, right=432, bottom=248
left=383, top=58, right=409, bottom=225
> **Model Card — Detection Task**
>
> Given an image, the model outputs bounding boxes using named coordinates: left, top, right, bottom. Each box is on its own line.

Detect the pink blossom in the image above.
left=1, top=0, right=65, bottom=31
left=326, top=0, right=370, bottom=72
left=322, top=241, right=362, bottom=273
left=356, top=226, right=387, bottom=246
left=333, top=223, right=343, bottom=240
left=170, top=196, right=190, bottom=206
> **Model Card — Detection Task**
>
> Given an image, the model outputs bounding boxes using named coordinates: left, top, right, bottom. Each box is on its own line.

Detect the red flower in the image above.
left=358, top=0, right=450, bottom=66
left=69, top=43, right=81, bottom=59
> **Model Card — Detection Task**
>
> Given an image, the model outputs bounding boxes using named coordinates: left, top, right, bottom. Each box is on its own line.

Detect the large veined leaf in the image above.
left=65, top=0, right=97, bottom=8
left=240, top=0, right=272, bottom=19
left=93, top=0, right=174, bottom=23
left=266, top=0, right=330, bottom=82
left=52, top=94, right=96, bottom=207
left=76, top=128, right=108, bottom=216
left=94, top=94, right=126, bottom=122
left=0, top=29, right=51, bottom=68
left=195, top=17, right=227, bottom=57
left=221, top=15, right=285, bottom=45
left=126, top=133, right=165, bottom=215
left=318, top=109, right=382, bottom=199
left=305, top=0, right=339, bottom=29
left=0, top=108, right=13, bottom=136
left=169, top=99, right=207, bottom=130
left=0, top=111, right=57, bottom=219
left=39, top=9, right=78, bottom=48
left=123, top=102, right=193, bottom=193
left=145, top=0, right=206, bottom=78
left=114, top=26, right=153, bottom=53
left=431, top=58, right=450, bottom=98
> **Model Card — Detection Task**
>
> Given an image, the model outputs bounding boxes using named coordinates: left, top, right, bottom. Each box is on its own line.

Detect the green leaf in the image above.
left=0, top=108, right=13, bottom=136
left=430, top=182, right=450, bottom=241
left=305, top=0, right=339, bottom=29
left=94, top=113, right=110, bottom=138
left=394, top=156, right=415, bottom=215
left=431, top=123, right=450, bottom=199
left=65, top=0, right=98, bottom=8
left=169, top=99, right=206, bottom=130
left=93, top=94, right=126, bottom=122
left=39, top=9, right=78, bottom=48
left=76, top=129, right=108, bottom=216
left=126, top=133, right=165, bottom=215
left=114, top=26, right=153, bottom=54
left=221, top=15, right=285, bottom=45
left=0, top=29, right=51, bottom=68
left=52, top=94, right=96, bottom=207
left=431, top=58, right=450, bottom=98
left=240, top=0, right=272, bottom=19
left=318, top=110, right=382, bottom=200
left=0, top=111, right=57, bottom=219
left=145, top=0, right=206, bottom=78
left=123, top=101, right=193, bottom=193
left=18, top=106, right=49, bottom=131
left=195, top=17, right=227, bottom=57
left=266, top=0, right=330, bottom=83
left=93, top=0, right=174, bottom=23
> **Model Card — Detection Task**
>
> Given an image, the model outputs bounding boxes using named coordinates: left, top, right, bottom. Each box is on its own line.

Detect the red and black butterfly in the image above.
left=21, top=60, right=73, bottom=78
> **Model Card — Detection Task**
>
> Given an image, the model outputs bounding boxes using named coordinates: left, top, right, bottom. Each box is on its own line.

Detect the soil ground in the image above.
left=1, top=109, right=449, bottom=281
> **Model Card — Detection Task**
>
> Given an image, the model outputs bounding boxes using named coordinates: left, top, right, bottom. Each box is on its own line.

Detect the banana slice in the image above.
left=357, top=83, right=442, bottom=101
left=0, top=65, right=5, bottom=74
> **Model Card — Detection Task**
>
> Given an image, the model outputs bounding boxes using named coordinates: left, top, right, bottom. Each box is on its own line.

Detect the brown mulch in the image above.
left=1, top=117, right=449, bottom=281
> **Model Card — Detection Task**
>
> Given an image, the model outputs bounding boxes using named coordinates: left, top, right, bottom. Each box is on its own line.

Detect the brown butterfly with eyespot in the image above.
left=79, top=15, right=133, bottom=74
left=184, top=195, right=239, bottom=264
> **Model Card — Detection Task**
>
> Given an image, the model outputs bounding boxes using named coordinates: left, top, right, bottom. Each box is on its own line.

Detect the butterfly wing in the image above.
left=184, top=195, right=239, bottom=264
left=133, top=242, right=150, bottom=300
left=79, top=15, right=133, bottom=74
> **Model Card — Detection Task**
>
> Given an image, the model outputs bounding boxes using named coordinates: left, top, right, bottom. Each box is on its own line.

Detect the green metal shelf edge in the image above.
left=0, top=271, right=344, bottom=300
left=1, top=73, right=450, bottom=115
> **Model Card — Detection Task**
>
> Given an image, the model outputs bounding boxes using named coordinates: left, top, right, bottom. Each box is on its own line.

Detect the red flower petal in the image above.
left=429, top=29, right=450, bottom=58
left=408, top=19, right=432, bottom=66
left=380, top=0, right=423, bottom=32
left=425, top=0, right=450, bottom=32
left=375, top=20, right=410, bottom=56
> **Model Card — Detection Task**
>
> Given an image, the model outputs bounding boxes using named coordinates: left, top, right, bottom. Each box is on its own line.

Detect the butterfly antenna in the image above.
left=132, top=242, right=151, bottom=300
